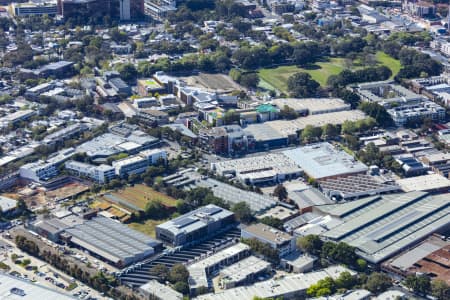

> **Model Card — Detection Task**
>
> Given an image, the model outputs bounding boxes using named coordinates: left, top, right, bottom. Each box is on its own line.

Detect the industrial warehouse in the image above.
left=310, top=191, right=450, bottom=263
left=283, top=142, right=369, bottom=180
left=193, top=178, right=277, bottom=213
left=65, top=216, right=162, bottom=267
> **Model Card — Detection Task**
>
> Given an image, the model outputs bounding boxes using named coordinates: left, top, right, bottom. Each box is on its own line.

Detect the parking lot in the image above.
left=0, top=232, right=108, bottom=300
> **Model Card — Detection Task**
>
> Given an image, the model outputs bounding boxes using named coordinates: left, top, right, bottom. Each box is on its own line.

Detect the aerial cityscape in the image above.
left=0, top=0, right=448, bottom=299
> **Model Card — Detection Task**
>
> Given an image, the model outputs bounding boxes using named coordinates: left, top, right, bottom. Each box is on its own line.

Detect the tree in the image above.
left=116, top=63, right=137, bottom=82
left=173, top=281, right=189, bottom=294
left=279, top=105, right=299, bottom=120
left=273, top=184, right=288, bottom=201
left=287, top=72, right=320, bottom=98
left=335, top=271, right=357, bottom=290
left=307, top=276, right=336, bottom=297
left=232, top=202, right=253, bottom=223
left=404, top=275, right=431, bottom=295
left=431, top=279, right=450, bottom=300
left=356, top=258, right=367, bottom=271
left=301, top=125, right=322, bottom=143
left=144, top=200, right=168, bottom=219
left=297, top=235, right=323, bottom=256
left=168, top=264, right=189, bottom=284
left=239, top=73, right=260, bottom=88
left=259, top=216, right=284, bottom=230
left=321, top=124, right=339, bottom=140
left=358, top=102, right=394, bottom=128
left=150, top=264, right=169, bottom=282
left=16, top=199, right=27, bottom=213
left=365, top=272, right=392, bottom=294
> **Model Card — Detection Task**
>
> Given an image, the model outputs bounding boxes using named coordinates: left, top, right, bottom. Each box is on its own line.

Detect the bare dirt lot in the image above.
left=181, top=73, right=241, bottom=92
left=45, top=182, right=90, bottom=202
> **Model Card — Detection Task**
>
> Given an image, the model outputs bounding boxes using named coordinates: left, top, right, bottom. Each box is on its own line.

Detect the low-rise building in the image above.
left=188, top=243, right=251, bottom=292
left=355, top=80, right=425, bottom=107
left=76, top=131, right=160, bottom=161
left=0, top=195, right=17, bottom=215
left=195, top=266, right=354, bottom=300
left=65, top=160, right=116, bottom=183
left=283, top=143, right=368, bottom=180
left=382, top=235, right=450, bottom=284
left=271, top=98, right=350, bottom=115
left=387, top=101, right=446, bottom=126
left=139, top=280, right=183, bottom=300
left=137, top=78, right=167, bottom=96
left=194, top=178, right=276, bottom=213
left=241, top=223, right=296, bottom=257
left=42, top=123, right=89, bottom=145
left=136, top=109, right=169, bottom=126
left=315, top=191, right=450, bottom=263
left=395, top=173, right=450, bottom=193
left=212, top=153, right=302, bottom=185
left=65, top=216, right=161, bottom=267
left=19, top=148, right=76, bottom=182
left=281, top=251, right=317, bottom=273
left=156, top=204, right=235, bottom=246
left=318, top=174, right=401, bottom=201
left=219, top=255, right=271, bottom=289
left=113, top=149, right=166, bottom=177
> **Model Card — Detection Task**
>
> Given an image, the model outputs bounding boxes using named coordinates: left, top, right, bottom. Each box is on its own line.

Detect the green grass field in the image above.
left=258, top=52, right=401, bottom=93
left=128, top=219, right=167, bottom=237
left=375, top=51, right=401, bottom=79
left=109, top=184, right=177, bottom=210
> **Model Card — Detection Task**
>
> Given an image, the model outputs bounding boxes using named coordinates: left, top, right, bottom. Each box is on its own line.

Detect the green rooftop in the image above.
left=256, top=104, right=277, bottom=113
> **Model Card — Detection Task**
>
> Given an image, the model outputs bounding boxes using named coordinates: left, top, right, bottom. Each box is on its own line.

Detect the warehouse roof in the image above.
left=319, top=174, right=401, bottom=200
left=244, top=123, right=287, bottom=141
left=65, top=217, right=159, bottom=265
left=318, top=191, right=450, bottom=263
left=139, top=280, right=183, bottom=300
left=283, top=143, right=368, bottom=179
left=212, top=153, right=301, bottom=182
left=265, top=110, right=366, bottom=137
left=220, top=256, right=271, bottom=284
left=195, top=266, right=353, bottom=300
left=271, top=98, right=350, bottom=115
left=194, top=178, right=276, bottom=213
left=289, top=188, right=333, bottom=210
left=242, top=223, right=293, bottom=246
left=395, top=174, right=450, bottom=192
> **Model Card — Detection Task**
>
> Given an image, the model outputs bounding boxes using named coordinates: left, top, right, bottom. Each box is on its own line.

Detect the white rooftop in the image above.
left=0, top=273, right=75, bottom=299
left=283, top=143, right=368, bottom=179
left=396, top=174, right=450, bottom=192
left=139, top=280, right=183, bottom=300
left=195, top=266, right=354, bottom=300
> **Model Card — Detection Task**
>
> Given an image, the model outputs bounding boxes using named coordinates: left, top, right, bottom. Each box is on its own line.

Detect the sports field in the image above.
left=258, top=52, right=401, bottom=93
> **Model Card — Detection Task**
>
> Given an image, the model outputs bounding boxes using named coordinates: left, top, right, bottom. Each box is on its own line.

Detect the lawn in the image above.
left=258, top=52, right=401, bottom=93
left=108, top=184, right=177, bottom=211
left=259, top=57, right=347, bottom=91
left=128, top=219, right=167, bottom=238
left=375, top=51, right=401, bottom=79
